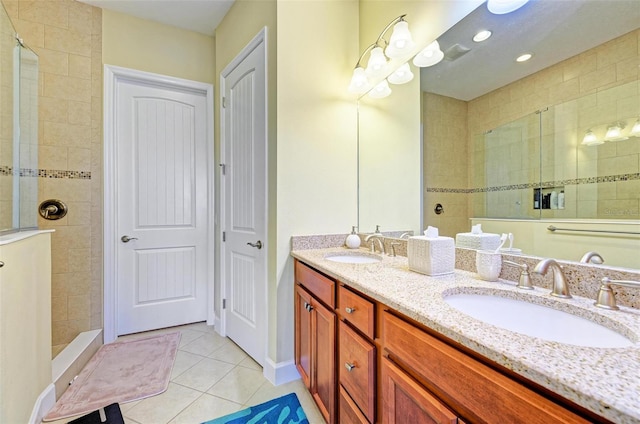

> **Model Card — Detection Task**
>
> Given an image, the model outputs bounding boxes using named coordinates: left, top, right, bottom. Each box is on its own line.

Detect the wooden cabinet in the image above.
left=381, top=357, right=460, bottom=424
left=294, top=261, right=336, bottom=423
left=294, top=260, right=602, bottom=424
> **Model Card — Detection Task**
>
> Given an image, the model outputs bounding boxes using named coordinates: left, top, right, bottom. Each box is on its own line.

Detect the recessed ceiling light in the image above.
left=473, top=30, right=492, bottom=42
left=516, top=53, right=532, bottom=62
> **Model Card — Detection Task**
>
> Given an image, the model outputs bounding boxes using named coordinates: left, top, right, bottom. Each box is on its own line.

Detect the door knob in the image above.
left=121, top=235, right=139, bottom=243
left=247, top=240, right=263, bottom=249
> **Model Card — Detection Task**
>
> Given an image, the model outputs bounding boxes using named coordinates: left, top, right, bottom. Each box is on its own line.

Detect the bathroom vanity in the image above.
left=292, top=247, right=640, bottom=424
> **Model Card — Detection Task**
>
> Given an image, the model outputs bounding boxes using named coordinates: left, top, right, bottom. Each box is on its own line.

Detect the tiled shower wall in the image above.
left=3, top=0, right=103, bottom=357
left=423, top=92, right=469, bottom=237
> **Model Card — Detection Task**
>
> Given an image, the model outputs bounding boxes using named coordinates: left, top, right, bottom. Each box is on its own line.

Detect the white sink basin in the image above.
left=444, top=293, right=634, bottom=348
left=324, top=252, right=382, bottom=264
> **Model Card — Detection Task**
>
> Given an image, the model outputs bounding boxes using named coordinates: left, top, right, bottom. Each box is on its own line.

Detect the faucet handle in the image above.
left=594, top=277, right=640, bottom=310
left=503, top=261, right=534, bottom=290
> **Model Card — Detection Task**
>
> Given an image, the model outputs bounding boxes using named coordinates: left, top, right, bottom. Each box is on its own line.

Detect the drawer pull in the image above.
left=345, top=362, right=356, bottom=372
left=345, top=307, right=356, bottom=314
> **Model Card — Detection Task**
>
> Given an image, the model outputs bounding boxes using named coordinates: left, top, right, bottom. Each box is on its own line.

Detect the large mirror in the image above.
left=358, top=0, right=640, bottom=269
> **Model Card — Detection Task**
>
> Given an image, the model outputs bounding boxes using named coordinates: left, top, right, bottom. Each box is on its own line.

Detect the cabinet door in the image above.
left=382, top=357, right=459, bottom=424
left=295, top=285, right=313, bottom=389
left=313, top=299, right=337, bottom=424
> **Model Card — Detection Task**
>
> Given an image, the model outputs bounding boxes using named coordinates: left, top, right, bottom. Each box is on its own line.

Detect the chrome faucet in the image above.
left=580, top=251, right=604, bottom=264
left=364, top=234, right=385, bottom=254
left=532, top=258, right=571, bottom=298
left=594, top=277, right=640, bottom=310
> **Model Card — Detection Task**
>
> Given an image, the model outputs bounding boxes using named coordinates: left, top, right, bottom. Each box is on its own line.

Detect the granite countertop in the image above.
left=291, top=247, right=640, bottom=424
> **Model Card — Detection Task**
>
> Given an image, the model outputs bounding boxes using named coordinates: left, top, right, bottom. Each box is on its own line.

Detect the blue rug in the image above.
left=202, top=393, right=308, bottom=424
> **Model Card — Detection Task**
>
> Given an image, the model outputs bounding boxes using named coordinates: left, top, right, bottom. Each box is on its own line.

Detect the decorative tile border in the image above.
left=0, top=166, right=91, bottom=179
left=426, top=172, right=640, bottom=194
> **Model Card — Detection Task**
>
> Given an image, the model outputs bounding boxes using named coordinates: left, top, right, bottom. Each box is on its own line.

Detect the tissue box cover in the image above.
left=408, top=236, right=455, bottom=276
left=455, top=233, right=501, bottom=250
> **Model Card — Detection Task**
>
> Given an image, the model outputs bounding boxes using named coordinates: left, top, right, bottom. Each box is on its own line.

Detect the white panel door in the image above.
left=116, top=81, right=209, bottom=335
left=222, top=32, right=267, bottom=365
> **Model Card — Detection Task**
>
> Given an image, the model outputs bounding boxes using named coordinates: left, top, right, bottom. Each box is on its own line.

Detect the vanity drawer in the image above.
left=383, top=312, right=590, bottom=424
left=338, top=285, right=375, bottom=338
left=339, top=320, right=375, bottom=423
left=295, top=260, right=335, bottom=308
left=339, top=385, right=369, bottom=424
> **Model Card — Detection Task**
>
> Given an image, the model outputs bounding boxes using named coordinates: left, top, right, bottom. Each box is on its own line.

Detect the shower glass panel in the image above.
left=473, top=111, right=542, bottom=219
left=0, top=0, right=39, bottom=233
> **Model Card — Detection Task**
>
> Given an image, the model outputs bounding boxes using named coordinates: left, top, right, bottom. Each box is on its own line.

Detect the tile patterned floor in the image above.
left=45, top=323, right=324, bottom=424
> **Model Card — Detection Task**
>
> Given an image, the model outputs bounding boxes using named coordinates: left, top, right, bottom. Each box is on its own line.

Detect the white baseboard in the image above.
left=29, top=383, right=56, bottom=424
left=263, top=357, right=301, bottom=386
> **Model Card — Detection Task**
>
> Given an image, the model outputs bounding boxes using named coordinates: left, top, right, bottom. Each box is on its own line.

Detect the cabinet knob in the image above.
left=0, top=261, right=4, bottom=268
left=345, top=307, right=356, bottom=314
left=345, top=362, right=356, bottom=372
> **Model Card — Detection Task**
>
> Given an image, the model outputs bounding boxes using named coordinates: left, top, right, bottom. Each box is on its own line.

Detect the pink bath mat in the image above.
left=44, top=331, right=181, bottom=421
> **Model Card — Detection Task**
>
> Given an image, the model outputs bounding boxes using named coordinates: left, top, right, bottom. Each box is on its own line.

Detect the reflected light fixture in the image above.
left=487, top=0, right=530, bottom=14
left=368, top=80, right=392, bottom=99
left=516, top=53, right=532, bottom=62
left=473, top=30, right=492, bottom=42
left=581, top=129, right=603, bottom=146
left=604, top=123, right=628, bottom=141
left=388, top=62, right=414, bottom=85
left=413, top=40, right=444, bottom=67
left=631, top=118, right=640, bottom=137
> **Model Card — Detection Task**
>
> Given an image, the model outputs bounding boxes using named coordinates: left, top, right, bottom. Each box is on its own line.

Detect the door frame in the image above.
left=218, top=28, right=268, bottom=361
left=103, top=65, right=215, bottom=343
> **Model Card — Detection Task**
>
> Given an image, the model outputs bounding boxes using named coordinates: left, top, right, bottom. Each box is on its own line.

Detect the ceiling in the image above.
left=78, top=0, right=234, bottom=36
left=421, top=0, right=640, bottom=101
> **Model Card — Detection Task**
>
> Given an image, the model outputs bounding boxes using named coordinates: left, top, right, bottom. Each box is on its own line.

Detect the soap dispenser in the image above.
left=345, top=226, right=361, bottom=249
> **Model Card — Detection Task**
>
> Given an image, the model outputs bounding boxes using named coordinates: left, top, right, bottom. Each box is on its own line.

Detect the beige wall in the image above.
left=102, top=10, right=215, bottom=84
left=276, top=0, right=359, bottom=362
left=4, top=0, right=103, bottom=356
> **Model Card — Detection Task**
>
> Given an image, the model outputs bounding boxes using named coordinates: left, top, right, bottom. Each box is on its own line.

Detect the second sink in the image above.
left=324, top=252, right=382, bottom=264
left=444, top=292, right=634, bottom=348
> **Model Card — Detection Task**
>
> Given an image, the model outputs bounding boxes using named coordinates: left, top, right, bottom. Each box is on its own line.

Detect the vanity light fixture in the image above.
left=347, top=66, right=372, bottom=94
left=413, top=40, right=445, bottom=67
left=387, top=62, right=414, bottom=85
left=516, top=53, right=532, bottom=62
left=368, top=80, right=392, bottom=99
left=630, top=118, right=640, bottom=137
left=366, top=46, right=389, bottom=77
left=487, top=0, right=530, bottom=15
left=385, top=19, right=415, bottom=58
left=604, top=122, right=628, bottom=141
left=349, top=15, right=414, bottom=95
left=473, top=30, right=492, bottom=42
left=581, top=129, right=603, bottom=146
